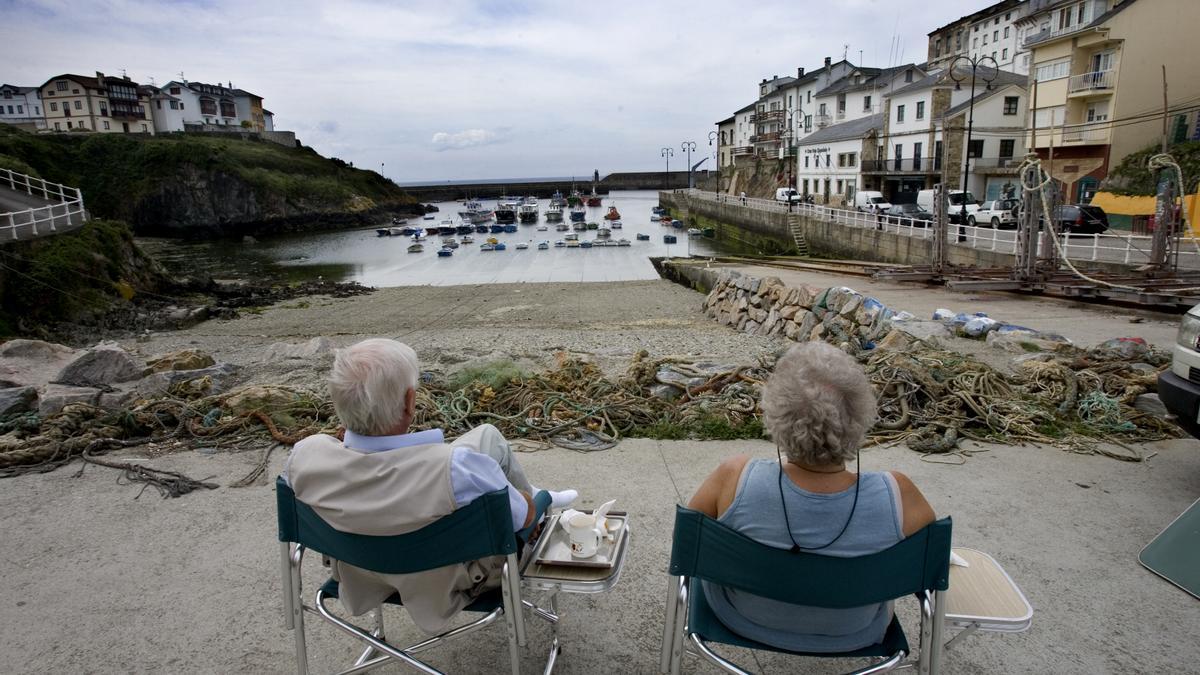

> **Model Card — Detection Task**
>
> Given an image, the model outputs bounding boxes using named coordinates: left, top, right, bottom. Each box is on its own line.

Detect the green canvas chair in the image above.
left=660, top=505, right=952, bottom=675
left=276, top=477, right=557, bottom=674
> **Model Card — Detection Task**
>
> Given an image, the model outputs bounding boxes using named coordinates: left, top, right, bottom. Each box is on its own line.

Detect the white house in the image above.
left=794, top=113, right=884, bottom=206
left=152, top=80, right=268, bottom=132
left=0, top=84, right=45, bottom=130
left=927, top=0, right=1032, bottom=76
left=938, top=77, right=1030, bottom=201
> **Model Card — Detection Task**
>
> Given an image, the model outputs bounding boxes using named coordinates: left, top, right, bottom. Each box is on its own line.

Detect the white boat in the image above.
left=566, top=239, right=581, bottom=248
left=407, top=243, right=424, bottom=253
left=545, top=203, right=564, bottom=222
left=536, top=224, right=548, bottom=231
left=537, top=241, right=549, bottom=250
left=515, top=242, right=530, bottom=250
left=411, top=229, right=426, bottom=240
left=518, top=203, right=539, bottom=223
left=610, top=220, right=622, bottom=229
left=554, top=240, right=566, bottom=248
left=596, top=227, right=611, bottom=238
left=388, top=227, right=405, bottom=236
left=687, top=228, right=702, bottom=237
left=442, top=237, right=459, bottom=248
left=458, top=209, right=492, bottom=224
left=564, top=233, right=579, bottom=241
left=617, top=238, right=631, bottom=246
left=480, top=243, right=496, bottom=251
left=423, top=214, right=435, bottom=220
left=556, top=223, right=569, bottom=231
left=572, top=222, right=587, bottom=231
left=462, top=235, right=474, bottom=244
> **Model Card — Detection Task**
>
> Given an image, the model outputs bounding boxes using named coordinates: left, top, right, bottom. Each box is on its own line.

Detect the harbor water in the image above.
left=139, top=190, right=723, bottom=287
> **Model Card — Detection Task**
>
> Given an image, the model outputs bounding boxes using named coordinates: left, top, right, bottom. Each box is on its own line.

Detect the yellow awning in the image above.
left=1091, top=191, right=1200, bottom=234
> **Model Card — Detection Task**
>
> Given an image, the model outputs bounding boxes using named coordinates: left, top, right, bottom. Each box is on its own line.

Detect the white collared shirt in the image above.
left=282, top=428, right=528, bottom=531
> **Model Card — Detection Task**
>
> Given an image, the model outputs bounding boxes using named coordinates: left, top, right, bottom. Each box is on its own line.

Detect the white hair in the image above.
left=329, top=339, right=420, bottom=436
left=762, top=342, right=877, bottom=465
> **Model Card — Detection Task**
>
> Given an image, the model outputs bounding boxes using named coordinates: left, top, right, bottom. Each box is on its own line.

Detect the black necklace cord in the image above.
left=777, top=445, right=862, bottom=553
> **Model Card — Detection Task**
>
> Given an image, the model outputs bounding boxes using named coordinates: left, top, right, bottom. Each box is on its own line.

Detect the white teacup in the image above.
left=566, top=513, right=601, bottom=558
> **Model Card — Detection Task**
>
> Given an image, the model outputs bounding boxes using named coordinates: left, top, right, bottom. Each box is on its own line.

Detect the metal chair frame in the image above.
left=278, top=481, right=559, bottom=675
left=659, top=508, right=950, bottom=675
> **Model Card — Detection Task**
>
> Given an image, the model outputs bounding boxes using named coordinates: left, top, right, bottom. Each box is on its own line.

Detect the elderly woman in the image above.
left=687, top=341, right=935, bottom=652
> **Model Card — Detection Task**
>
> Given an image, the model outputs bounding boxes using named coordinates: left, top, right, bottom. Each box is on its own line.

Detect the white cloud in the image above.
left=430, top=128, right=503, bottom=151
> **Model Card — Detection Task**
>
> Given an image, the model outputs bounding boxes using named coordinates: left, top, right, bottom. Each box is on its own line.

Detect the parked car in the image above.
left=969, top=198, right=1021, bottom=229
left=1048, top=204, right=1109, bottom=234
left=882, top=203, right=933, bottom=226
left=1158, top=304, right=1200, bottom=438
left=916, top=188, right=980, bottom=224
left=854, top=190, right=892, bottom=214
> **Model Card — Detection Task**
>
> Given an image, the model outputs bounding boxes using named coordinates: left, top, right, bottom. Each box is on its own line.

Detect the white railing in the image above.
left=1068, top=69, right=1114, bottom=93
left=0, top=168, right=87, bottom=240
left=675, top=189, right=1200, bottom=270
left=1061, top=123, right=1109, bottom=144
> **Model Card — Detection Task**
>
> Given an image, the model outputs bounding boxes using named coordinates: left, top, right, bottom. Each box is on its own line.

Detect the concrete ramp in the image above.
left=0, top=170, right=88, bottom=242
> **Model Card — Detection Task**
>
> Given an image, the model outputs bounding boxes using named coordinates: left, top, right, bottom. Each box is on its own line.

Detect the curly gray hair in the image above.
left=762, top=342, right=877, bottom=465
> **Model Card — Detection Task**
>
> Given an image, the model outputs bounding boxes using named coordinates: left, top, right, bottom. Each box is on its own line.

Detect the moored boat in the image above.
left=494, top=242, right=507, bottom=251
left=490, top=224, right=505, bottom=234
left=569, top=205, right=586, bottom=222
left=545, top=204, right=564, bottom=222
left=456, top=224, right=473, bottom=235
left=494, top=202, right=517, bottom=224
left=687, top=228, right=702, bottom=237
left=550, top=191, right=567, bottom=208
left=572, top=222, right=587, bottom=231
left=554, top=240, right=566, bottom=248
left=537, top=241, right=549, bottom=250
left=564, top=233, right=579, bottom=241
left=518, top=203, right=539, bottom=223
left=462, top=235, right=475, bottom=244
left=376, top=228, right=391, bottom=236
left=596, top=227, right=611, bottom=238
left=586, top=190, right=602, bottom=207
left=663, top=234, right=677, bottom=244
left=388, top=226, right=405, bottom=236
left=556, top=223, right=569, bottom=231
left=437, top=247, right=453, bottom=257
left=636, top=233, right=650, bottom=241
left=392, top=217, right=408, bottom=225
left=586, top=222, right=599, bottom=230
left=566, top=239, right=581, bottom=248
left=487, top=237, right=499, bottom=244
left=475, top=224, right=490, bottom=234
left=617, top=238, right=631, bottom=246
left=424, top=214, right=435, bottom=220
left=481, top=243, right=496, bottom=251
left=458, top=209, right=492, bottom=224
left=515, top=242, right=529, bottom=250
left=408, top=243, right=424, bottom=253
left=503, top=224, right=518, bottom=233
left=610, top=220, right=622, bottom=229
left=439, top=225, right=457, bottom=236
left=567, top=189, right=583, bottom=207
left=604, top=206, right=621, bottom=220
left=580, top=240, right=593, bottom=248
left=536, top=224, right=548, bottom=231
left=442, top=237, right=459, bottom=248
left=671, top=219, right=683, bottom=229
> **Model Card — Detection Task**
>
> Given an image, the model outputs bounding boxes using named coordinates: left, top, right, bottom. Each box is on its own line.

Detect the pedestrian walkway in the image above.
left=0, top=168, right=88, bottom=242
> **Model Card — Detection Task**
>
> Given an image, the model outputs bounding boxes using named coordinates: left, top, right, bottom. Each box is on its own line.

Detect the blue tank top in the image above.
left=702, top=458, right=904, bottom=652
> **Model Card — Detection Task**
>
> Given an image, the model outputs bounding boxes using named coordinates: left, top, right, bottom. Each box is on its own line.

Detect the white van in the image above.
left=916, top=188, right=981, bottom=224
left=1159, top=303, right=1200, bottom=438
left=774, top=188, right=801, bottom=203
left=854, top=191, right=891, bottom=213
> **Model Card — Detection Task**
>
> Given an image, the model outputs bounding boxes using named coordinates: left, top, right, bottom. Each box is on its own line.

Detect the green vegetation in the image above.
left=1106, top=140, right=1200, bottom=195
left=0, top=219, right=162, bottom=332
left=448, top=359, right=533, bottom=391
left=0, top=126, right=413, bottom=224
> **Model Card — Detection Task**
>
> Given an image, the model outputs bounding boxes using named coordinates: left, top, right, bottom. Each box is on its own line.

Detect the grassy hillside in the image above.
left=0, top=126, right=416, bottom=236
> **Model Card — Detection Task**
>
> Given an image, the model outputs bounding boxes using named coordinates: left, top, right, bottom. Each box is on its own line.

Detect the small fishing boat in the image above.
left=456, top=224, right=473, bottom=235
left=586, top=190, right=602, bottom=207
left=480, top=243, right=496, bottom=251
left=458, top=209, right=492, bottom=224
left=437, top=247, right=453, bottom=257
left=462, top=235, right=475, bottom=244
left=586, top=222, right=599, bottom=230
left=442, top=237, right=459, bottom=248
left=376, top=228, right=391, bottom=237
left=518, top=203, right=539, bottom=223
left=424, top=214, right=435, bottom=221
left=651, top=206, right=666, bottom=216
left=554, top=240, right=566, bottom=248
left=567, top=189, right=583, bottom=207
left=556, top=223, right=569, bottom=231
left=408, top=243, right=424, bottom=253
left=388, top=226, right=405, bottom=236
left=515, top=242, right=529, bottom=250
left=536, top=224, right=548, bottom=231
left=604, top=206, right=621, bottom=220
left=580, top=240, right=593, bottom=249
left=487, top=237, right=499, bottom=244
left=550, top=191, right=567, bottom=208
left=596, top=227, right=611, bottom=238
left=494, top=202, right=517, bottom=224
left=663, top=234, right=677, bottom=244
left=617, top=238, right=631, bottom=246
left=537, top=241, right=549, bottom=250
left=545, top=204, right=564, bottom=222
left=687, top=228, right=702, bottom=237
left=636, top=233, right=650, bottom=241
left=411, top=228, right=426, bottom=240
left=494, top=242, right=507, bottom=251
left=392, top=217, right=408, bottom=225
left=659, top=216, right=673, bottom=225
left=572, top=222, right=587, bottom=231
left=566, top=239, right=581, bottom=248
left=475, top=224, right=490, bottom=234
left=610, top=220, right=622, bottom=229
left=569, top=205, right=586, bottom=222
left=439, top=225, right=457, bottom=236
left=490, top=224, right=505, bottom=234
left=503, top=224, right=518, bottom=233
left=671, top=219, right=683, bottom=229
left=564, top=233, right=579, bottom=241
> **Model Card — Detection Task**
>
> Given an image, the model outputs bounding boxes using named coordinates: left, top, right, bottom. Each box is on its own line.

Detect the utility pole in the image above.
left=681, top=141, right=696, bottom=189
left=1149, top=65, right=1179, bottom=273
left=1015, top=80, right=1043, bottom=281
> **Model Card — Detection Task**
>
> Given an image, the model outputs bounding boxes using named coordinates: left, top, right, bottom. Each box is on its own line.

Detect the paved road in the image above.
left=0, top=185, right=87, bottom=241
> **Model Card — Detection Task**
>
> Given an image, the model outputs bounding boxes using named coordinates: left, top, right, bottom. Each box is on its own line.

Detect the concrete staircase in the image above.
left=786, top=214, right=809, bottom=256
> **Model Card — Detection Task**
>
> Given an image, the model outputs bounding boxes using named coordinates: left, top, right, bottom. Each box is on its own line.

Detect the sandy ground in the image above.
left=2, top=275, right=1199, bottom=673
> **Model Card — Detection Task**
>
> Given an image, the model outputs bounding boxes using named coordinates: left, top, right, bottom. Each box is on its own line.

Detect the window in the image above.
left=916, top=101, right=925, bottom=120
left=141, top=124, right=147, bottom=132
left=156, top=100, right=162, bottom=109
left=99, top=103, right=108, bottom=117
left=1033, top=105, right=1065, bottom=127
left=72, top=88, right=79, bottom=94
left=787, top=95, right=792, bottom=108
left=4, top=105, right=11, bottom=114
left=1034, top=59, right=1070, bottom=82
left=993, top=30, right=999, bottom=41
left=55, top=81, right=67, bottom=91
left=1005, top=12, right=1011, bottom=20
left=807, top=91, right=811, bottom=102
left=73, top=100, right=81, bottom=110
left=16, top=105, right=22, bottom=114
left=78, top=120, right=86, bottom=129
left=905, top=69, right=913, bottom=83
left=805, top=156, right=809, bottom=168
left=935, top=140, right=943, bottom=170
left=1003, top=96, right=1019, bottom=115
left=894, top=144, right=903, bottom=171
left=49, top=102, right=57, bottom=111
left=1002, top=48, right=1009, bottom=60
left=804, top=114, right=811, bottom=131
left=836, top=179, right=843, bottom=194
left=896, top=104, right=905, bottom=122
left=973, top=38, right=978, bottom=48
left=863, top=95, right=871, bottom=111
left=67, top=121, right=72, bottom=129
left=34, top=106, right=39, bottom=115
left=199, top=97, right=217, bottom=116
left=54, top=122, right=60, bottom=130
left=103, top=121, right=110, bottom=130
left=968, top=139, right=984, bottom=158
left=1004, top=26, right=1010, bottom=38
left=825, top=154, right=830, bottom=167
left=819, top=103, right=826, bottom=115
left=169, top=87, right=181, bottom=95
left=982, top=34, right=988, bottom=45
left=169, top=100, right=179, bottom=110
left=837, top=152, right=857, bottom=168
left=935, top=38, right=942, bottom=56
left=999, top=139, right=1015, bottom=158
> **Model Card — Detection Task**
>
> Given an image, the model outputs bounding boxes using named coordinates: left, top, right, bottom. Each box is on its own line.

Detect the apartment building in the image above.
left=1020, top=0, right=1200, bottom=203
left=927, top=0, right=1032, bottom=75
left=715, top=115, right=735, bottom=169
left=793, top=114, right=884, bottom=205
left=152, top=80, right=267, bottom=132
left=0, top=84, right=44, bottom=130
left=39, top=72, right=153, bottom=134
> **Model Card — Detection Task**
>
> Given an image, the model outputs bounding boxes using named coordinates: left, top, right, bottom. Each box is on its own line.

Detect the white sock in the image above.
left=532, top=485, right=578, bottom=508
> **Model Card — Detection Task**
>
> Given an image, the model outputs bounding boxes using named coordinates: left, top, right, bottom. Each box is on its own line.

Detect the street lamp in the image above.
left=708, top=130, right=719, bottom=170
left=661, top=147, right=674, bottom=187
left=681, top=141, right=696, bottom=189
left=948, top=54, right=999, bottom=239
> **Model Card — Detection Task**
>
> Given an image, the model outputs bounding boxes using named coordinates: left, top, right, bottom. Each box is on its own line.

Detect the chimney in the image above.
left=123, top=75, right=131, bottom=82
left=797, top=67, right=805, bottom=78
left=824, top=56, right=832, bottom=67
left=95, top=71, right=105, bottom=81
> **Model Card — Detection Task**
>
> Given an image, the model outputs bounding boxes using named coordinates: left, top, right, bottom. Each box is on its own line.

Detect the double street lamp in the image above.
left=945, top=53, right=993, bottom=236
left=681, top=141, right=696, bottom=188
left=661, top=147, right=674, bottom=187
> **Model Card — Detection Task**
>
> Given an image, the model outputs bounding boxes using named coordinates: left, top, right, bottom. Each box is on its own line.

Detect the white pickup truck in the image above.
left=969, top=198, right=1020, bottom=229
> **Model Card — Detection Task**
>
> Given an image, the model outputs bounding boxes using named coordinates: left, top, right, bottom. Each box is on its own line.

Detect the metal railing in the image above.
left=1023, top=13, right=1096, bottom=48
left=1062, top=123, right=1109, bottom=144
left=731, top=146, right=754, bottom=156
left=749, top=110, right=784, bottom=123
left=1068, top=69, right=1115, bottom=93
left=751, top=132, right=782, bottom=143
left=861, top=158, right=936, bottom=174
left=0, top=168, right=87, bottom=240
left=813, top=114, right=832, bottom=128
left=676, top=189, right=1200, bottom=269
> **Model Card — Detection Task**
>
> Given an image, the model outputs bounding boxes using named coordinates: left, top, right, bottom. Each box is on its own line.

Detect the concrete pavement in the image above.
left=0, top=434, right=1197, bottom=673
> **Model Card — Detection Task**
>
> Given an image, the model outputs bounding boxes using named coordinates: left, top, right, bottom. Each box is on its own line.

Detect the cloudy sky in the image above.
left=2, top=0, right=985, bottom=181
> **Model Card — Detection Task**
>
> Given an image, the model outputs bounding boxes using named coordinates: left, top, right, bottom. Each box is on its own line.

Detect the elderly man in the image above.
left=284, top=338, right=577, bottom=634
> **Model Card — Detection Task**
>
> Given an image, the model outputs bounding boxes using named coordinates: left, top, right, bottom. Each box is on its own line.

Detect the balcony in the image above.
left=750, top=132, right=781, bottom=144
left=814, top=114, right=832, bottom=129
left=1062, top=123, right=1109, bottom=145
left=836, top=110, right=847, bottom=121
left=1023, top=12, right=1097, bottom=48
left=749, top=110, right=784, bottom=123
left=861, top=158, right=938, bottom=175
left=969, top=157, right=1023, bottom=171
left=1068, top=69, right=1115, bottom=95
left=731, top=146, right=754, bottom=156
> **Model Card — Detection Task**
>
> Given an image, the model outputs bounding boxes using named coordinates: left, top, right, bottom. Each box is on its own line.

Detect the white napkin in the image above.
left=950, top=551, right=970, bottom=568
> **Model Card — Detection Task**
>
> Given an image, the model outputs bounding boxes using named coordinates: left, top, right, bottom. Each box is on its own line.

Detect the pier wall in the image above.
left=399, top=171, right=716, bottom=202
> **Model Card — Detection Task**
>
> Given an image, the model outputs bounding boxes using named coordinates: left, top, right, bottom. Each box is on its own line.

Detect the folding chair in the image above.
left=661, top=506, right=952, bottom=675
left=277, top=477, right=558, bottom=674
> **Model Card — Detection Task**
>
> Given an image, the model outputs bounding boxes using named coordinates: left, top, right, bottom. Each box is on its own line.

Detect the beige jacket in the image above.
left=287, top=434, right=504, bottom=633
